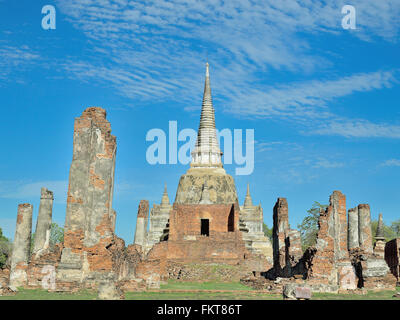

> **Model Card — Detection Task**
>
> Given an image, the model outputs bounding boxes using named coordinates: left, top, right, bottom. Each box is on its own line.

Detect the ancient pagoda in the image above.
left=174, top=62, right=238, bottom=205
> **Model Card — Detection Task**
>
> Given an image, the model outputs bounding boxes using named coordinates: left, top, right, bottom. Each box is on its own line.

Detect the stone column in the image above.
left=287, top=229, right=302, bottom=264
left=331, top=191, right=348, bottom=261
left=33, top=188, right=54, bottom=254
left=348, top=207, right=359, bottom=250
left=58, top=107, right=117, bottom=287
left=273, top=198, right=289, bottom=274
left=9, top=204, right=33, bottom=287
left=358, top=204, right=373, bottom=254
left=134, top=200, right=149, bottom=247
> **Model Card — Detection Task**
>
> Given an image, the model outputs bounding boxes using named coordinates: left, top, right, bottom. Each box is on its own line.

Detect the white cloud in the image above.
left=381, top=159, right=400, bottom=167
left=0, top=180, right=68, bottom=204
left=0, top=45, right=39, bottom=81
left=54, top=0, right=400, bottom=98
left=52, top=0, right=400, bottom=139
left=313, top=158, right=344, bottom=169
left=311, top=119, right=400, bottom=138
left=227, top=70, right=397, bottom=120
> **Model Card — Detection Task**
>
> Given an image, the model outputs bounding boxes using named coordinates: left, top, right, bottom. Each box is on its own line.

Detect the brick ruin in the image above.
left=272, top=198, right=302, bottom=278
left=240, top=185, right=273, bottom=263
left=346, top=205, right=394, bottom=290
left=4, top=63, right=399, bottom=296
left=302, top=191, right=357, bottom=291
left=4, top=107, right=144, bottom=294
left=9, top=204, right=33, bottom=288
left=385, top=238, right=400, bottom=282
left=242, top=191, right=398, bottom=293
left=143, top=185, right=171, bottom=254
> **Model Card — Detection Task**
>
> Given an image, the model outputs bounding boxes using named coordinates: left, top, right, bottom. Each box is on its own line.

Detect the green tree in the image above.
left=390, top=219, right=400, bottom=238
left=50, top=222, right=64, bottom=246
left=263, top=223, right=272, bottom=241
left=0, top=227, right=11, bottom=269
left=298, top=201, right=328, bottom=251
left=371, top=220, right=397, bottom=244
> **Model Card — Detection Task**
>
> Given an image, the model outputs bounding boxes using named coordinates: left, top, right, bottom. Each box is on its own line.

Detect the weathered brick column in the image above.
left=9, top=204, right=33, bottom=287
left=347, top=207, right=359, bottom=251
left=272, top=198, right=289, bottom=275
left=33, top=188, right=54, bottom=254
left=134, top=200, right=149, bottom=248
left=287, top=229, right=303, bottom=265
left=57, top=107, right=117, bottom=289
left=333, top=191, right=349, bottom=261
left=358, top=204, right=373, bottom=254
left=305, top=191, right=356, bottom=290
left=272, top=198, right=302, bottom=277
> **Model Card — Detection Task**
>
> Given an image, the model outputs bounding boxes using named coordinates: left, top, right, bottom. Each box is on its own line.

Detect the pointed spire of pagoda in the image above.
left=244, top=183, right=253, bottom=208
left=191, top=62, right=223, bottom=168
left=161, top=183, right=170, bottom=207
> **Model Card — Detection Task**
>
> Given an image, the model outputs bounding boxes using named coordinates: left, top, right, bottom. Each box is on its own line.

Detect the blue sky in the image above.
left=0, top=0, right=399, bottom=243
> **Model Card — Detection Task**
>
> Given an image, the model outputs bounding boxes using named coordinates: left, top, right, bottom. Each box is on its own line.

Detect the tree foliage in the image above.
left=390, top=219, right=400, bottom=238
left=298, top=201, right=328, bottom=251
left=371, top=218, right=400, bottom=243
left=0, top=227, right=11, bottom=269
left=263, top=223, right=272, bottom=241
left=50, top=222, right=64, bottom=246
left=297, top=202, right=400, bottom=252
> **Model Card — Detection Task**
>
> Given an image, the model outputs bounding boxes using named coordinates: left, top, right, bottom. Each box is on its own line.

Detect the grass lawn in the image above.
left=0, top=288, right=98, bottom=300
left=313, top=289, right=400, bottom=300
left=159, top=280, right=253, bottom=291
left=0, top=282, right=398, bottom=300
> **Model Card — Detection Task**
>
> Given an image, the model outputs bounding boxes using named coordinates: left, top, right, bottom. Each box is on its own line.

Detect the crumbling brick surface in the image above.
left=0, top=269, right=15, bottom=296
left=0, top=268, right=10, bottom=288
left=304, top=191, right=354, bottom=288
left=27, top=244, right=63, bottom=289
left=272, top=198, right=303, bottom=278
left=165, top=203, right=247, bottom=264
left=134, top=200, right=149, bottom=247
left=358, top=204, right=373, bottom=254
left=137, top=200, right=149, bottom=218
left=385, top=238, right=400, bottom=281
left=349, top=249, right=396, bottom=290
left=273, top=198, right=289, bottom=275
left=56, top=107, right=120, bottom=289
left=286, top=229, right=303, bottom=269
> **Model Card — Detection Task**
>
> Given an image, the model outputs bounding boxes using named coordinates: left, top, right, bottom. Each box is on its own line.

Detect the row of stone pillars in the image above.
left=348, top=204, right=373, bottom=253
left=9, top=188, right=54, bottom=287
